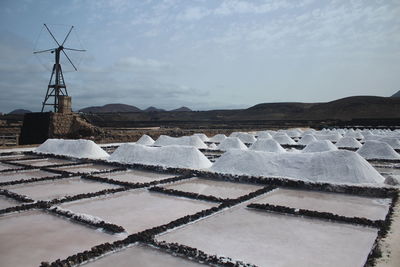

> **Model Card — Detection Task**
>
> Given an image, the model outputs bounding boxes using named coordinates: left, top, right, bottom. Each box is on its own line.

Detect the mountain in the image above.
left=170, top=106, right=192, bottom=112
left=391, top=90, right=400, bottom=97
left=9, top=109, right=32, bottom=114
left=79, top=104, right=142, bottom=113
left=144, top=106, right=166, bottom=112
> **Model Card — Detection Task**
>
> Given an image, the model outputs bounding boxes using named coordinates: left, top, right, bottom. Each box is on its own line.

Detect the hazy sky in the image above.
left=0, top=0, right=399, bottom=112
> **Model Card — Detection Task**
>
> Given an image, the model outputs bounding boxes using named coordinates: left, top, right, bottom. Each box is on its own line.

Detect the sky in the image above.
left=0, top=0, right=399, bottom=113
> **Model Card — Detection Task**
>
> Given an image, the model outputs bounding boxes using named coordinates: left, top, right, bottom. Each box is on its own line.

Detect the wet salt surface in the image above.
left=163, top=177, right=262, bottom=199
left=0, top=162, right=21, bottom=171
left=52, top=164, right=117, bottom=174
left=60, top=190, right=216, bottom=234
left=0, top=154, right=39, bottom=161
left=83, top=244, right=204, bottom=267
left=5, top=177, right=120, bottom=201
left=0, top=210, right=121, bottom=267
left=158, top=206, right=378, bottom=267
left=254, top=188, right=390, bottom=220
left=0, top=195, right=19, bottom=210
left=97, top=169, right=175, bottom=183
left=0, top=170, right=60, bottom=183
left=10, top=158, right=75, bottom=167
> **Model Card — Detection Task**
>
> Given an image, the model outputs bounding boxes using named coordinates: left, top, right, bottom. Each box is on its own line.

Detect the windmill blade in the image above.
left=33, top=48, right=56, bottom=54
left=62, top=50, right=77, bottom=71
left=44, top=23, right=60, bottom=46
left=62, top=26, right=74, bottom=46
left=64, top=47, right=86, bottom=52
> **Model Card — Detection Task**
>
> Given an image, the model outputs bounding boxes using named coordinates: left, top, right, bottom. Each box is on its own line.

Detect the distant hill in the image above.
left=9, top=109, right=32, bottom=114
left=391, top=90, right=400, bottom=97
left=170, top=106, right=192, bottom=112
left=144, top=106, right=165, bottom=112
left=79, top=103, right=141, bottom=113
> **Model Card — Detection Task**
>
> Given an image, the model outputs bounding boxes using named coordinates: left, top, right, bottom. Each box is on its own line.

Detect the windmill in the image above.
left=34, top=24, right=85, bottom=113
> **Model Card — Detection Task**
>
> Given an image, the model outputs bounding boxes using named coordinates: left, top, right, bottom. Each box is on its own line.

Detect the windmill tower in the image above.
left=34, top=24, right=85, bottom=113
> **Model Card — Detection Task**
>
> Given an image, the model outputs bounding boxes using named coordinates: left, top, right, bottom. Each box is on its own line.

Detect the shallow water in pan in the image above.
left=157, top=205, right=378, bottom=267
left=52, top=164, right=117, bottom=174
left=0, top=170, right=60, bottom=183
left=253, top=188, right=390, bottom=220
left=0, top=162, right=22, bottom=171
left=5, top=177, right=120, bottom=201
left=10, top=158, right=75, bottom=167
left=83, top=244, right=204, bottom=267
left=0, top=210, right=121, bottom=267
left=97, top=169, right=175, bottom=183
left=0, top=195, right=20, bottom=210
left=60, top=189, right=216, bottom=234
left=163, top=177, right=262, bottom=199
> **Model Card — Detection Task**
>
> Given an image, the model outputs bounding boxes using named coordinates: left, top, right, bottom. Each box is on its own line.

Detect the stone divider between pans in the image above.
left=0, top=201, right=49, bottom=216
left=247, top=203, right=384, bottom=228
left=0, top=189, right=34, bottom=203
left=149, top=186, right=224, bottom=203
left=48, top=207, right=126, bottom=234
left=0, top=165, right=37, bottom=173
left=0, top=173, right=75, bottom=187
left=48, top=187, right=128, bottom=205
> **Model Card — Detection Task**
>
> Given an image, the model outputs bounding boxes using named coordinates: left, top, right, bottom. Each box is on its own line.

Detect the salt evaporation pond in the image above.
left=60, top=189, right=216, bottom=233
left=5, top=177, right=120, bottom=201
left=10, top=158, right=75, bottom=167
left=97, top=169, right=176, bottom=184
left=0, top=195, right=19, bottom=210
left=158, top=205, right=378, bottom=267
left=53, top=164, right=117, bottom=174
left=0, top=170, right=60, bottom=183
left=162, top=177, right=262, bottom=199
left=254, top=188, right=390, bottom=220
left=0, top=210, right=120, bottom=267
left=0, top=154, right=40, bottom=161
left=84, top=244, right=204, bottom=267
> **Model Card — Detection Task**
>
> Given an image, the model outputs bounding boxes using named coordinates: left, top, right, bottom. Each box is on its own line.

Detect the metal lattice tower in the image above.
left=34, top=24, right=85, bottom=112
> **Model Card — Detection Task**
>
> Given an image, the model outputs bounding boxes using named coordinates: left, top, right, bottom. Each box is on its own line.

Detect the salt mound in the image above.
left=315, top=132, right=342, bottom=142
left=217, top=137, right=248, bottom=151
left=273, top=133, right=296, bottom=145
left=136, top=134, right=155, bottom=145
left=379, top=137, right=400, bottom=149
left=109, top=144, right=212, bottom=169
left=210, top=150, right=384, bottom=184
left=297, top=134, right=317, bottom=145
left=153, top=135, right=207, bottom=149
left=229, top=132, right=256, bottom=143
left=193, top=133, right=209, bottom=142
left=209, top=134, right=227, bottom=143
left=250, top=139, right=286, bottom=153
left=35, top=139, right=109, bottom=159
left=208, top=143, right=218, bottom=149
left=285, top=128, right=303, bottom=138
left=336, top=137, right=362, bottom=148
left=256, top=131, right=273, bottom=139
left=357, top=140, right=400, bottom=160
left=302, top=140, right=338, bottom=153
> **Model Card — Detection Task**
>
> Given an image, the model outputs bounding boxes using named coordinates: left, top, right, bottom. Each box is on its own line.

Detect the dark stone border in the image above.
left=0, top=173, right=74, bottom=187
left=367, top=158, right=400, bottom=164
left=149, top=186, right=224, bottom=203
left=0, top=189, right=34, bottom=203
left=48, top=207, right=125, bottom=234
left=48, top=187, right=128, bottom=205
left=247, top=203, right=383, bottom=228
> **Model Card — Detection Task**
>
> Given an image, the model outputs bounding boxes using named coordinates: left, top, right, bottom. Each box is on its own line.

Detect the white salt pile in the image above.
left=217, top=137, right=248, bottom=151
left=379, top=137, right=400, bottom=150
left=210, top=150, right=384, bottom=184
left=109, top=144, right=212, bottom=169
left=357, top=140, right=400, bottom=160
left=336, top=137, right=362, bottom=149
left=208, top=143, right=218, bottom=149
left=153, top=135, right=207, bottom=149
left=250, top=139, right=286, bottom=153
left=230, top=132, right=257, bottom=143
left=273, top=133, right=296, bottom=145
left=315, top=132, right=342, bottom=142
left=193, top=133, right=209, bottom=142
left=256, top=131, right=273, bottom=139
left=302, top=140, right=338, bottom=153
left=297, top=134, right=317, bottom=145
left=136, top=134, right=155, bottom=146
left=35, top=139, right=109, bottom=159
left=285, top=128, right=303, bottom=138
left=209, top=134, right=227, bottom=143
